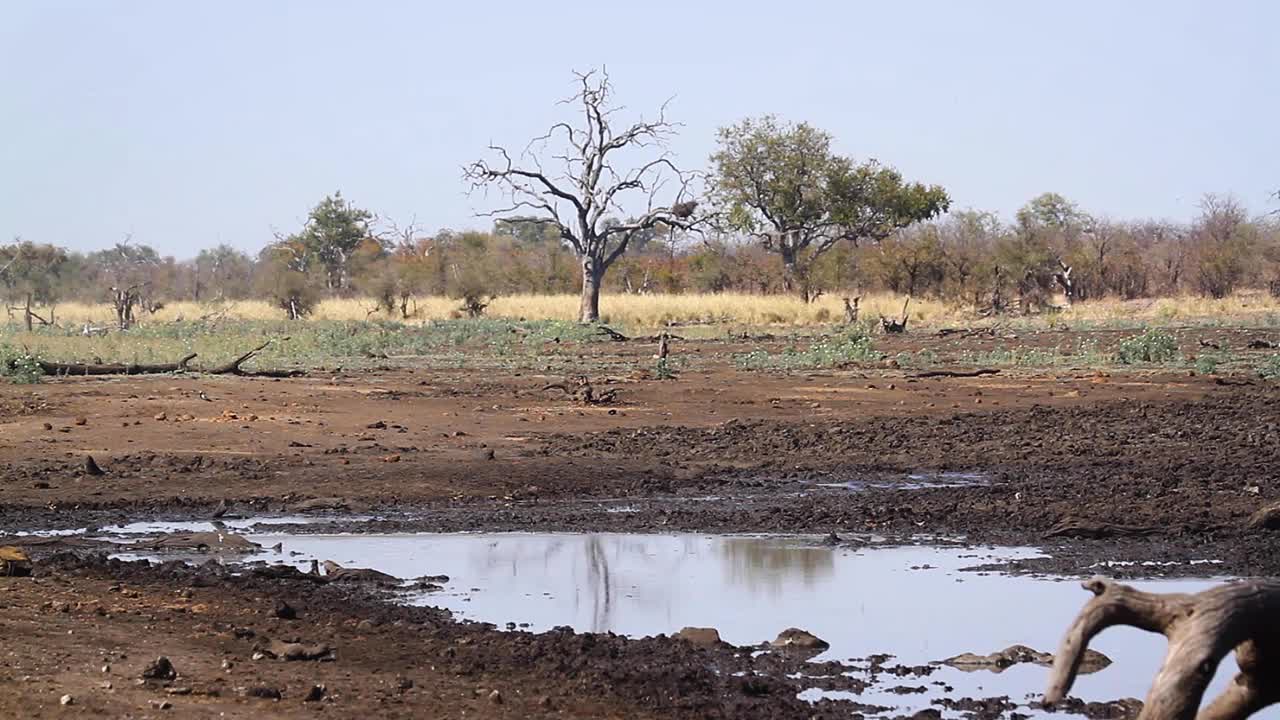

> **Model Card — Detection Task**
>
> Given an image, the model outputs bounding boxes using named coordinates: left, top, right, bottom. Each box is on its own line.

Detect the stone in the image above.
left=769, top=628, right=829, bottom=652
left=488, top=689, right=503, bottom=704
left=673, top=627, right=723, bottom=647
left=273, top=601, right=297, bottom=620
left=59, top=694, right=74, bottom=706
left=303, top=684, right=326, bottom=702
left=141, top=656, right=177, bottom=681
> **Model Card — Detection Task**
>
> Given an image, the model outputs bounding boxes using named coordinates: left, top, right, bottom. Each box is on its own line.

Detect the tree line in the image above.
left=3, top=70, right=1277, bottom=327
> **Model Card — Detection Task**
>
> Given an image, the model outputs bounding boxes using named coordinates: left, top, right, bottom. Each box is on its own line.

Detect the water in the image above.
left=222, top=531, right=1240, bottom=716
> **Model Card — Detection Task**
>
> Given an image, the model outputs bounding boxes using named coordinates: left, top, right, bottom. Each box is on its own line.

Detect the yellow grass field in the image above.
left=13, top=290, right=1280, bottom=332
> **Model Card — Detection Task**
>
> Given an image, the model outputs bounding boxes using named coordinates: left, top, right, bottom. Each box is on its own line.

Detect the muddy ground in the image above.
left=1, top=327, right=1278, bottom=718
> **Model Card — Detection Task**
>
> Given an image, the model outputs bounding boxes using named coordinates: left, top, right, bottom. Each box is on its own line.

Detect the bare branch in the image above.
left=1046, top=577, right=1280, bottom=720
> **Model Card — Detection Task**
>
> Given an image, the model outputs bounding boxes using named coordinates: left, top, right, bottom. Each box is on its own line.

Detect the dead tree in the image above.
left=842, top=296, right=861, bottom=325
left=466, top=69, right=705, bottom=323
left=111, top=284, right=144, bottom=330
left=656, top=332, right=670, bottom=360
left=881, top=297, right=911, bottom=333
left=1054, top=260, right=1075, bottom=305
left=1046, top=577, right=1280, bottom=720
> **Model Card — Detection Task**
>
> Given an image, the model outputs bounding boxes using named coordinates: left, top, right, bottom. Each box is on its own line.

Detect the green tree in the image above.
left=709, top=115, right=949, bottom=302
left=290, top=192, right=376, bottom=291
left=193, top=244, right=254, bottom=301
left=0, top=239, right=68, bottom=329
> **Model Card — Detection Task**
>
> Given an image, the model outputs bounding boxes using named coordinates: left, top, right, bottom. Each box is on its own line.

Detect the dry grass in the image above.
left=15, top=290, right=1280, bottom=332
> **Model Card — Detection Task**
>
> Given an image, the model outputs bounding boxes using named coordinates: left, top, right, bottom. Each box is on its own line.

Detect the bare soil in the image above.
left=2, top=327, right=1278, bottom=718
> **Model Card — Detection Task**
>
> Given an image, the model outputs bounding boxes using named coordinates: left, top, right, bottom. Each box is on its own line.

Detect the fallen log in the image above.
left=201, top=340, right=302, bottom=377
left=595, top=325, right=630, bottom=342
left=24, top=340, right=302, bottom=378
left=1046, top=577, right=1280, bottom=720
left=36, top=353, right=197, bottom=376
left=912, top=368, right=1001, bottom=379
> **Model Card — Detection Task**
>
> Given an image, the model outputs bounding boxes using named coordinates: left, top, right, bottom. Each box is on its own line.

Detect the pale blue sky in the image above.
left=2, top=1, right=1277, bottom=258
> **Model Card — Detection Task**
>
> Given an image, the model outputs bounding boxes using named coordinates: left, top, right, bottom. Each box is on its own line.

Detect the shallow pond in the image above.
left=173, top=529, right=1237, bottom=717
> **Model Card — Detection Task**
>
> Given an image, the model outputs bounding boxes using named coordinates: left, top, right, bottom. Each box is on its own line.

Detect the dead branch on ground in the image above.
left=881, top=296, right=911, bottom=333
left=1046, top=577, right=1280, bottom=720
left=542, top=376, right=618, bottom=405
left=912, top=368, right=1001, bottom=379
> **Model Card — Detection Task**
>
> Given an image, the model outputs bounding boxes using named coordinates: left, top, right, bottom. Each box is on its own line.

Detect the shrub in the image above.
left=1114, top=330, right=1180, bottom=364
left=1258, top=355, right=1280, bottom=381
left=0, top=345, right=43, bottom=384
left=736, top=328, right=882, bottom=370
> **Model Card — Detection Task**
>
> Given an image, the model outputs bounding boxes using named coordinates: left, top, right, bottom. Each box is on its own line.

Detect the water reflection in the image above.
left=237, top=531, right=1233, bottom=708
left=720, top=538, right=833, bottom=594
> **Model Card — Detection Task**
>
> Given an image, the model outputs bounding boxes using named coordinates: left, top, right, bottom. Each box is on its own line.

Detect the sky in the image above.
left=2, top=0, right=1277, bottom=259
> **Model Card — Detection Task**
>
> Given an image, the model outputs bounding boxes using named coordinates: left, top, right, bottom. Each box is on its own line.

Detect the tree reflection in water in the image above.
left=720, top=539, right=834, bottom=595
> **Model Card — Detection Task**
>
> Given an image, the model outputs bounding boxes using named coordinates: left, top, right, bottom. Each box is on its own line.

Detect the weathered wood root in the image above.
left=27, top=340, right=300, bottom=378
left=542, top=377, right=618, bottom=405
left=36, top=353, right=197, bottom=376
left=201, top=340, right=302, bottom=377
left=595, top=325, right=630, bottom=342
left=1046, top=577, right=1280, bottom=720
left=912, top=368, right=1001, bottom=379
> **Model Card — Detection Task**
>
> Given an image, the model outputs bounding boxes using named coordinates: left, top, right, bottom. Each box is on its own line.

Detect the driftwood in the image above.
left=912, top=368, right=1001, bottom=379
left=595, top=325, right=630, bottom=342
left=201, top=340, right=301, bottom=377
left=881, top=297, right=911, bottom=334
left=36, top=353, right=197, bottom=376
left=542, top=376, right=618, bottom=405
left=1046, top=577, right=1280, bottom=720
left=26, top=340, right=301, bottom=378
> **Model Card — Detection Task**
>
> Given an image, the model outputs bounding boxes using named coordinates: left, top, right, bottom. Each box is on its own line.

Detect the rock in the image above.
left=941, top=644, right=1111, bottom=674
left=141, top=656, right=177, bottom=681
left=473, top=448, right=496, bottom=461
left=303, top=684, right=326, bottom=702
left=367, top=420, right=387, bottom=429
left=911, top=710, right=942, bottom=720
left=322, top=560, right=398, bottom=584
left=41, top=422, right=52, bottom=431
left=257, top=639, right=334, bottom=661
left=673, top=627, right=723, bottom=647
left=154, top=412, right=167, bottom=421
left=243, top=686, right=282, bottom=700
left=84, top=455, right=105, bottom=476
left=0, top=546, right=31, bottom=577
left=770, top=628, right=830, bottom=652
left=150, top=700, right=172, bottom=710
left=59, top=694, right=74, bottom=706
left=134, top=532, right=259, bottom=553
left=288, top=497, right=349, bottom=512
left=73, top=416, right=88, bottom=426
left=488, top=689, right=503, bottom=704
left=273, top=600, right=297, bottom=620
left=396, top=676, right=414, bottom=691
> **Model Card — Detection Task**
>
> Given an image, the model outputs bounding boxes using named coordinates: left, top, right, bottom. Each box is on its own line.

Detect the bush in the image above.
left=1258, top=355, right=1280, bottom=381
left=736, top=329, right=882, bottom=370
left=1114, top=330, right=1180, bottom=364
left=0, top=345, right=43, bottom=384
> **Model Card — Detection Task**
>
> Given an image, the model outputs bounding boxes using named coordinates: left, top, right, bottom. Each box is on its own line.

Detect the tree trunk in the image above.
left=579, top=256, right=603, bottom=323
left=23, top=293, right=32, bottom=332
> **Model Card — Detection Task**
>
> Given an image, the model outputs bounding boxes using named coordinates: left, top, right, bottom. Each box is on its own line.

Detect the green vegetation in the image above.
left=1258, top=354, right=1280, bottom=381
left=1113, top=330, right=1181, bottom=365
left=0, top=318, right=611, bottom=378
left=735, top=329, right=882, bottom=370
left=0, top=344, right=43, bottom=384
